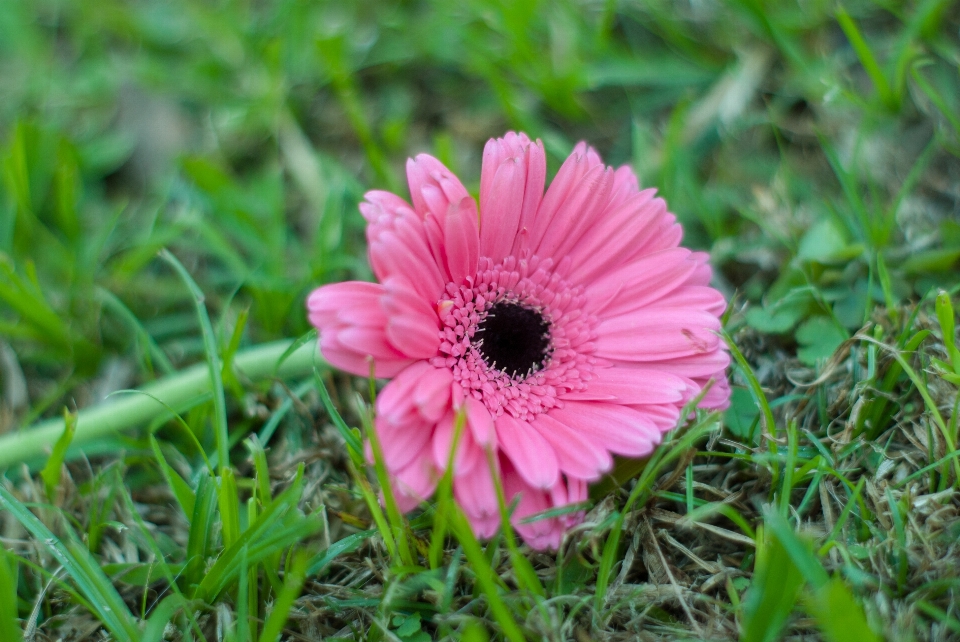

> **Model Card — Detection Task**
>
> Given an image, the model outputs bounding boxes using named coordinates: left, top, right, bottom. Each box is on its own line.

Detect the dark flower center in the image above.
left=474, top=301, right=552, bottom=377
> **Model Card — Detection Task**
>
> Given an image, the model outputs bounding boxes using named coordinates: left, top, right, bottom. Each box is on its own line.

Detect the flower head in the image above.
left=307, top=132, right=730, bottom=549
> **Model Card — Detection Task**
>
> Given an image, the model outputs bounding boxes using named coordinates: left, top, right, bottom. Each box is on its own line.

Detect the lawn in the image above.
left=1, top=0, right=959, bottom=640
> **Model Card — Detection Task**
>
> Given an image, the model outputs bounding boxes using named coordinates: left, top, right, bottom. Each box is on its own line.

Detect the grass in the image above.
left=1, top=0, right=959, bottom=639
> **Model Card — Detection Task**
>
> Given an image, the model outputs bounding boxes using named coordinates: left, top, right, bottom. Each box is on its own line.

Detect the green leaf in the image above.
left=745, top=294, right=808, bottom=334
left=313, top=369, right=363, bottom=460
left=797, top=219, right=857, bottom=263
left=218, top=468, right=241, bottom=548
left=724, top=386, right=760, bottom=441
left=901, top=248, right=960, bottom=274
left=395, top=612, right=422, bottom=637
left=796, top=316, right=848, bottom=365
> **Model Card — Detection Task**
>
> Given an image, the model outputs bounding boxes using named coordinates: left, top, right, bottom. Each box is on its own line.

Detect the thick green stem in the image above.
left=0, top=340, right=318, bottom=471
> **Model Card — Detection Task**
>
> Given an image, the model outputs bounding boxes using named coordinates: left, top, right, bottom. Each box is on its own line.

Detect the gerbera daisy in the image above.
left=307, top=132, right=730, bottom=549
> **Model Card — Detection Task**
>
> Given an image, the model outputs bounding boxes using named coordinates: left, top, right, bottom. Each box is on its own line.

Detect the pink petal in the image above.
left=337, top=327, right=403, bottom=360
left=604, top=165, right=640, bottom=211
left=566, top=191, right=670, bottom=283
left=563, top=366, right=687, bottom=405
left=480, top=158, right=526, bottom=264
left=381, top=278, right=441, bottom=359
left=625, top=350, right=731, bottom=378
left=531, top=413, right=613, bottom=480
left=359, top=190, right=416, bottom=228
left=495, top=414, right=559, bottom=489
left=595, top=308, right=721, bottom=361
left=628, top=403, right=682, bottom=432
left=692, top=375, right=731, bottom=410
left=584, top=248, right=696, bottom=318
left=480, top=134, right=546, bottom=256
left=318, top=333, right=411, bottom=378
left=377, top=361, right=435, bottom=424
left=413, top=365, right=453, bottom=422
left=652, top=285, right=728, bottom=317
left=534, top=163, right=614, bottom=262
left=369, top=214, right=445, bottom=303
left=464, top=395, right=495, bottom=447
left=392, top=441, right=440, bottom=512
left=501, top=464, right=563, bottom=550
left=453, top=456, right=499, bottom=530
left=687, top=251, right=715, bottom=286
left=444, top=196, right=480, bottom=285
left=404, top=155, right=472, bottom=282
left=307, top=282, right=383, bottom=329
left=406, top=154, right=470, bottom=219
left=432, top=411, right=483, bottom=472
left=549, top=401, right=660, bottom=458
left=522, top=142, right=603, bottom=255
left=375, top=414, right=434, bottom=472
left=518, top=142, right=587, bottom=252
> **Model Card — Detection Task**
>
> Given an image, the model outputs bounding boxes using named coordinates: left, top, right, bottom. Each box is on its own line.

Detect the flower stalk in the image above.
left=0, top=340, right=318, bottom=471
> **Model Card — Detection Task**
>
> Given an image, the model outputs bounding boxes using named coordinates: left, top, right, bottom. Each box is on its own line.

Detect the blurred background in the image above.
left=1, top=0, right=958, bottom=425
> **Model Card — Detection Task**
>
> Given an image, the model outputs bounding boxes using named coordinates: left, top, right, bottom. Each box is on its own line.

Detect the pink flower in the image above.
left=307, top=132, right=730, bottom=549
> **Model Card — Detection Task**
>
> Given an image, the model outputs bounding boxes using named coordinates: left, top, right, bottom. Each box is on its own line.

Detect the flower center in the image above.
left=474, top=301, right=551, bottom=377
left=433, top=255, right=598, bottom=420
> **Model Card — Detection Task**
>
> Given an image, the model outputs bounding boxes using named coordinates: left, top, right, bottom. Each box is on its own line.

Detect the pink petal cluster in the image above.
left=308, top=132, right=730, bottom=549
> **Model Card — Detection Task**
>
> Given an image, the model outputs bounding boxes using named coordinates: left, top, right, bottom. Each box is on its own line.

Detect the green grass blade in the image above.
left=762, top=509, right=828, bottom=588
left=96, top=286, right=175, bottom=375
left=724, top=332, right=776, bottom=442
left=806, top=578, right=881, bottom=641
left=449, top=505, right=526, bottom=642
left=40, top=408, right=76, bottom=501
left=860, top=334, right=960, bottom=482
left=257, top=550, right=309, bottom=642
left=362, top=395, right=415, bottom=567
left=0, top=546, right=23, bottom=642
left=915, top=600, right=960, bottom=635
left=115, top=478, right=204, bottom=639
left=486, top=446, right=545, bottom=598
left=313, top=369, right=363, bottom=460
left=0, top=485, right=142, bottom=641
left=740, top=525, right=804, bottom=642
left=935, top=290, right=960, bottom=372
left=194, top=465, right=322, bottom=602
left=149, top=435, right=197, bottom=519
left=160, top=248, right=231, bottom=473
left=307, top=530, right=376, bottom=576
left=141, top=594, right=194, bottom=642
left=835, top=5, right=895, bottom=109
left=911, top=62, right=960, bottom=134
left=595, top=407, right=719, bottom=612
left=185, top=472, right=218, bottom=592
left=219, top=468, right=242, bottom=549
